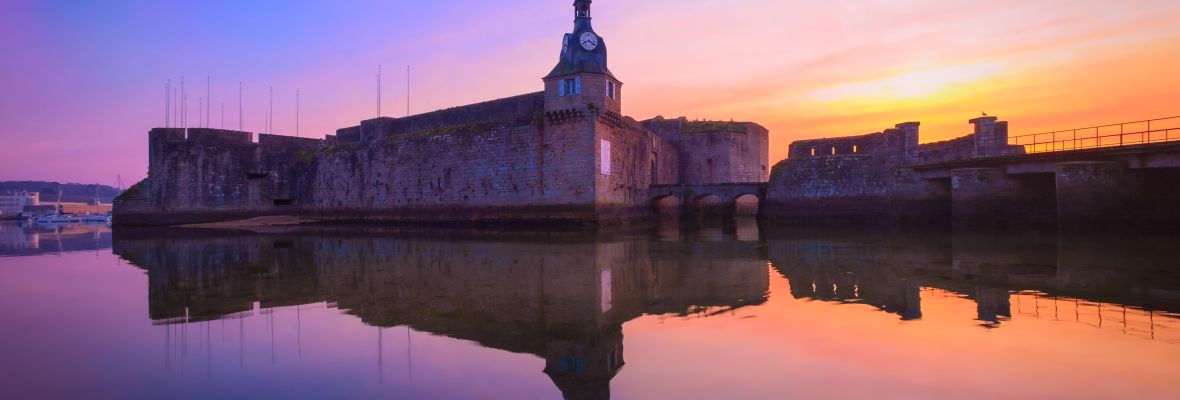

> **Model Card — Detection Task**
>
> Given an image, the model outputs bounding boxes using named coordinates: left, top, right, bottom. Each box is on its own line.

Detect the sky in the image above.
left=2, top=0, right=1179, bottom=186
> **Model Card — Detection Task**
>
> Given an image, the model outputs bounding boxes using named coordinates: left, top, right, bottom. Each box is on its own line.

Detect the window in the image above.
left=606, top=81, right=616, bottom=99
left=810, top=148, right=816, bottom=156
left=559, top=77, right=582, bottom=97
left=853, top=145, right=859, bottom=153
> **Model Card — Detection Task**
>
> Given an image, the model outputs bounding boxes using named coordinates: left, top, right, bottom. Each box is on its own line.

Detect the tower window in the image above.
left=559, top=77, right=582, bottom=97
left=606, top=81, right=616, bottom=99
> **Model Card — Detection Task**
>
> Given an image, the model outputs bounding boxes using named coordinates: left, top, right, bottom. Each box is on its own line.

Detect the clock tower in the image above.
left=544, top=0, right=621, bottom=115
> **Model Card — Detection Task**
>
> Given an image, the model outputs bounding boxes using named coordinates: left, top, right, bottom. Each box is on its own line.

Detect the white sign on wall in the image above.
left=600, top=139, right=611, bottom=176
left=600, top=266, right=613, bottom=313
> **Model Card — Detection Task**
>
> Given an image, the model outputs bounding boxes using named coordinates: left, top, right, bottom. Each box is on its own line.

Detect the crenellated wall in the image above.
left=764, top=115, right=1047, bottom=225
left=642, top=117, right=769, bottom=184
left=338, top=92, right=546, bottom=143
left=115, top=128, right=323, bottom=225
left=310, top=123, right=595, bottom=222
left=765, top=122, right=948, bottom=224
left=118, top=100, right=683, bottom=226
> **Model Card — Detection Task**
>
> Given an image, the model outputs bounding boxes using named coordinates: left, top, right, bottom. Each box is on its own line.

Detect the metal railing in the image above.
left=1009, top=115, right=1180, bottom=154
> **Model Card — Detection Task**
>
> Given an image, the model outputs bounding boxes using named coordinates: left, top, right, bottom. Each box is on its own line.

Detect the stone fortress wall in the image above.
left=111, top=2, right=774, bottom=227
left=115, top=128, right=322, bottom=226
left=764, top=117, right=1022, bottom=224
left=643, top=117, right=770, bottom=184
left=115, top=91, right=698, bottom=226
left=112, top=2, right=1180, bottom=229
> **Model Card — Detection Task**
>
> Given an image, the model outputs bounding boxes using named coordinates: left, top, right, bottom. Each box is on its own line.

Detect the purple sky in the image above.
left=3, top=0, right=1179, bottom=186
left=0, top=0, right=578, bottom=186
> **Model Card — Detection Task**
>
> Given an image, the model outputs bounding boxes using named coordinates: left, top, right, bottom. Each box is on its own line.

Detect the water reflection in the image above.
left=0, top=221, right=112, bottom=256
left=113, top=227, right=770, bottom=399
left=766, top=227, right=1180, bottom=337
left=16, top=221, right=1164, bottom=398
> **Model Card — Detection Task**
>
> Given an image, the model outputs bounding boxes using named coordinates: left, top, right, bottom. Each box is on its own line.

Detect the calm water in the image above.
left=1, top=220, right=1179, bottom=399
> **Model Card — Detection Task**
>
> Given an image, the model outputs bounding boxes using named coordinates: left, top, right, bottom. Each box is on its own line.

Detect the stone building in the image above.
left=0, top=191, right=39, bottom=215
left=763, top=116, right=1025, bottom=224
left=114, top=0, right=769, bottom=226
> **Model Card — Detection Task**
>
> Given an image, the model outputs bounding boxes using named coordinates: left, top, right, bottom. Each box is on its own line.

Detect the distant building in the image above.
left=40, top=202, right=112, bottom=215
left=0, top=192, right=40, bottom=214
left=0, top=223, right=37, bottom=251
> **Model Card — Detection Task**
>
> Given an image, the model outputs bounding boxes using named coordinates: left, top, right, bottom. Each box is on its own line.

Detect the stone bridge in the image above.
left=765, top=115, right=1180, bottom=230
left=911, top=141, right=1180, bottom=230
left=648, top=183, right=768, bottom=217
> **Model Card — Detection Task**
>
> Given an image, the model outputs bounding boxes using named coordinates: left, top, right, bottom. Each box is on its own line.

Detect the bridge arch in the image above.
left=651, top=195, right=680, bottom=218
left=693, top=194, right=725, bottom=217
left=733, top=193, right=760, bottom=217
left=647, top=183, right=769, bottom=220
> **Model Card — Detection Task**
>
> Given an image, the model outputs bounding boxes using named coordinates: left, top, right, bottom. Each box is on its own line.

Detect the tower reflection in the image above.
left=114, top=227, right=769, bottom=399
left=111, top=224, right=1180, bottom=398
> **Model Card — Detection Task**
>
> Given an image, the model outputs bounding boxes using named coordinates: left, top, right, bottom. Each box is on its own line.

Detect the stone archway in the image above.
left=693, top=194, right=725, bottom=218
left=733, top=193, right=760, bottom=217
left=651, top=195, right=680, bottom=218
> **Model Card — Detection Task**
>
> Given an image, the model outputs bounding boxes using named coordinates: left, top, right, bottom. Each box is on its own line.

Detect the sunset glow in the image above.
left=2, top=0, right=1179, bottom=184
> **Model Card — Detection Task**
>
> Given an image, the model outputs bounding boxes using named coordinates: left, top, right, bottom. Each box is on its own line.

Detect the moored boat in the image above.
left=35, top=214, right=77, bottom=223
left=80, top=213, right=111, bottom=222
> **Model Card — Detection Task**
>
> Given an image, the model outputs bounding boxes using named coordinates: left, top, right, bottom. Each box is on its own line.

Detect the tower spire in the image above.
left=575, top=0, right=591, bottom=19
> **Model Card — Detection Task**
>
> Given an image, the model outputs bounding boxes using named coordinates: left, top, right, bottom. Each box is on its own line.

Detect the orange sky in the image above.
left=3, top=0, right=1180, bottom=183
left=599, top=0, right=1180, bottom=162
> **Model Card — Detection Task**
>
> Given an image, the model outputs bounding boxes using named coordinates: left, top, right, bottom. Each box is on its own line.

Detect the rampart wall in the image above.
left=765, top=122, right=947, bottom=224
left=642, top=117, right=769, bottom=184
left=595, top=113, right=681, bottom=221
left=338, top=92, right=546, bottom=143
left=115, top=128, right=323, bottom=225
left=117, top=108, right=679, bottom=226
left=764, top=116, right=1031, bottom=225
left=311, top=122, right=595, bottom=222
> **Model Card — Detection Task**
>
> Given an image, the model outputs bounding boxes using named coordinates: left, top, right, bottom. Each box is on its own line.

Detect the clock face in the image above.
left=579, top=32, right=599, bottom=51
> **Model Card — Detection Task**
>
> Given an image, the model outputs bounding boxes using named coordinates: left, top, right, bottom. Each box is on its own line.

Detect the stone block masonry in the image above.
left=115, top=128, right=323, bottom=226
left=767, top=113, right=1180, bottom=231
left=642, top=117, right=770, bottom=185
left=341, top=92, right=546, bottom=143
left=115, top=97, right=684, bottom=226
left=765, top=122, right=947, bottom=224
left=311, top=123, right=596, bottom=223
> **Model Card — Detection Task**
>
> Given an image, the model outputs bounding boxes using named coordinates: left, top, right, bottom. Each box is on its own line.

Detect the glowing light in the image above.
left=805, top=62, right=1007, bottom=103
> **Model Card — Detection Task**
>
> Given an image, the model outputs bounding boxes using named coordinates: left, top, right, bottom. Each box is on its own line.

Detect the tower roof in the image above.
left=545, top=0, right=616, bottom=79
left=545, top=52, right=615, bottom=79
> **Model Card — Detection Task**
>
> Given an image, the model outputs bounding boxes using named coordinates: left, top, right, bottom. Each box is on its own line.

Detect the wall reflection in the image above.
left=113, top=227, right=770, bottom=399
left=766, top=227, right=1180, bottom=337
left=109, top=224, right=1180, bottom=398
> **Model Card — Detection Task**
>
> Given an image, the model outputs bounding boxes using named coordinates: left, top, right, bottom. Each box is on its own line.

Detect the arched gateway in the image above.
left=648, top=183, right=768, bottom=218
